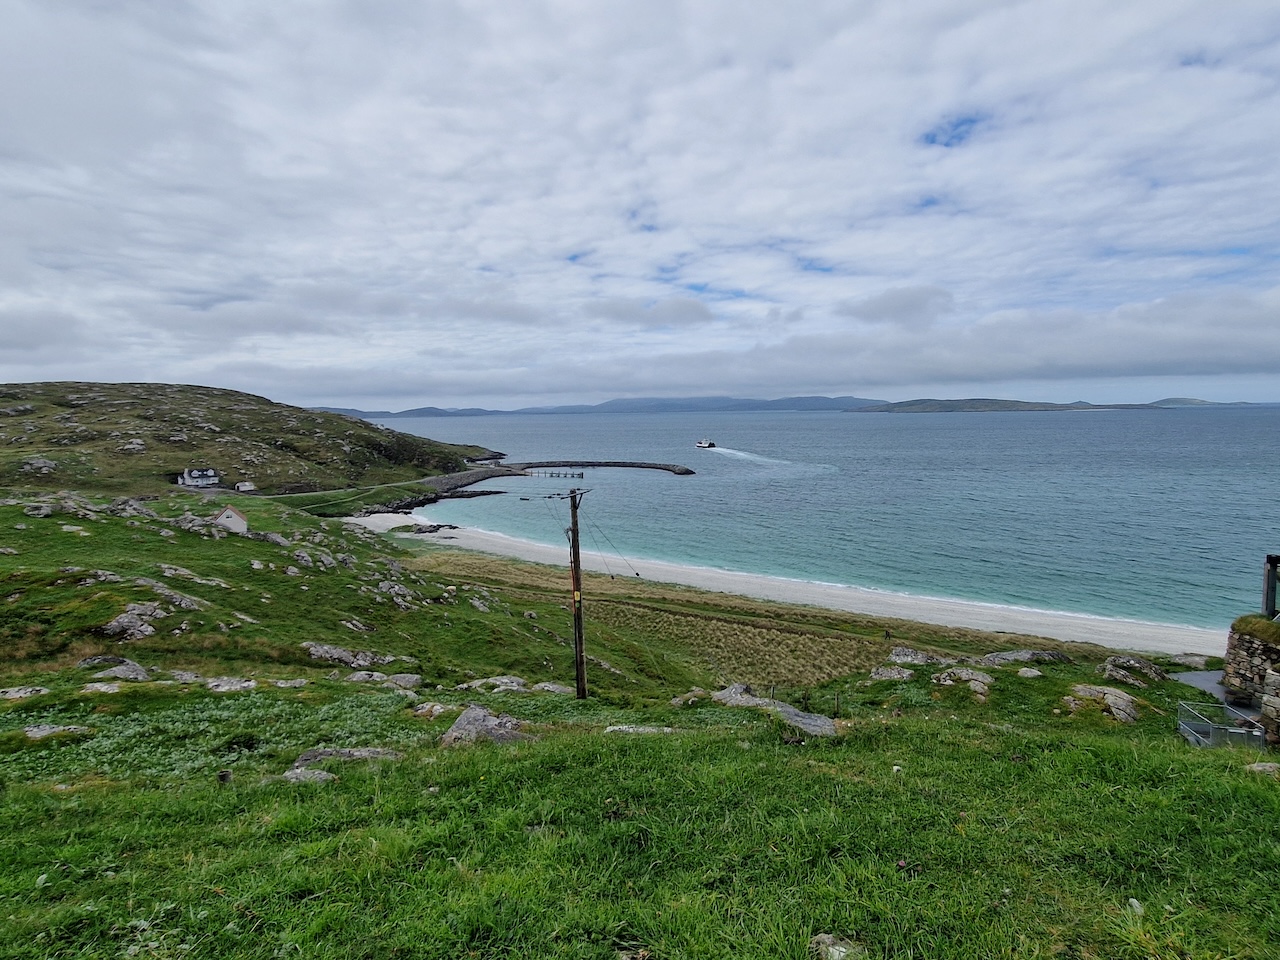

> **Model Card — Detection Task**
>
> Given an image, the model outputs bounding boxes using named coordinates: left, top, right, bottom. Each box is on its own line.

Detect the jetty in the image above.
left=417, top=461, right=694, bottom=496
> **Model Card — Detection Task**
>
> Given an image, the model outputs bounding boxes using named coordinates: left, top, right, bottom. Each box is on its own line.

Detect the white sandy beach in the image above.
left=347, top=514, right=1226, bottom=657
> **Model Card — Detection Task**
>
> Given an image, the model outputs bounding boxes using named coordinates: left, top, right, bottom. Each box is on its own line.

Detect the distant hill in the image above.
left=322, top=395, right=888, bottom=418
left=853, top=398, right=1231, bottom=413
left=0, top=382, right=497, bottom=495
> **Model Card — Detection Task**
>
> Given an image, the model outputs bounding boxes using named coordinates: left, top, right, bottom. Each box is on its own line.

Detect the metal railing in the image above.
left=1177, top=701, right=1264, bottom=748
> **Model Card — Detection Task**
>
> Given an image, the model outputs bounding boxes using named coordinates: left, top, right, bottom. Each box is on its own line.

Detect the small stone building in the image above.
left=210, top=505, right=249, bottom=534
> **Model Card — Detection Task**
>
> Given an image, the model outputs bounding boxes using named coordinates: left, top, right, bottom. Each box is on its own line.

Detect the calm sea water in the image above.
left=383, top=407, right=1280, bottom=630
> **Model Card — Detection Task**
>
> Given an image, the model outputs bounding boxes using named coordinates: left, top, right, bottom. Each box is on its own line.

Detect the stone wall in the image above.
left=1261, top=670, right=1280, bottom=746
left=1222, top=628, right=1280, bottom=707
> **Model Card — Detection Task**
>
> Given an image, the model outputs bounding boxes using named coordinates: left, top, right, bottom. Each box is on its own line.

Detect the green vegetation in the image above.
left=1233, top=614, right=1280, bottom=646
left=0, top=382, right=494, bottom=495
left=1, top=384, right=1276, bottom=958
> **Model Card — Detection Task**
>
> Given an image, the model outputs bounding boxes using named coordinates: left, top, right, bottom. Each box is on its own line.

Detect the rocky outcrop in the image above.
left=970, top=649, right=1071, bottom=667
left=25, top=724, right=91, bottom=740
left=102, top=603, right=168, bottom=641
left=2, top=686, right=50, bottom=700
left=205, top=677, right=257, bottom=692
left=293, top=747, right=404, bottom=768
left=455, top=675, right=529, bottom=692
left=888, top=647, right=955, bottom=666
left=300, top=641, right=395, bottom=669
left=440, top=704, right=532, bottom=746
left=92, top=660, right=151, bottom=682
left=1063, top=684, right=1141, bottom=723
left=711, top=684, right=836, bottom=737
left=868, top=666, right=915, bottom=682
left=931, top=667, right=994, bottom=702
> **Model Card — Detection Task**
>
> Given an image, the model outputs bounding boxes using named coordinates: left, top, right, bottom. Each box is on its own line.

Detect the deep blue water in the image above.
left=383, top=407, right=1280, bottom=630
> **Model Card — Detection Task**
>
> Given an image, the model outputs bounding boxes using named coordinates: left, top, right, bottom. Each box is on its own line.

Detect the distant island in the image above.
left=316, top=395, right=887, bottom=417
left=852, top=398, right=1250, bottom=413
left=318, top=394, right=1251, bottom=418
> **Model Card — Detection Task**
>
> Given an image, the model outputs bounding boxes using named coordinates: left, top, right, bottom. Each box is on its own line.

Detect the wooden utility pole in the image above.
left=569, top=489, right=588, bottom=699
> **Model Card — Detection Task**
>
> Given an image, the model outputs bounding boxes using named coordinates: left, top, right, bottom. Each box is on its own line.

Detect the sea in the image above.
left=379, top=406, right=1280, bottom=632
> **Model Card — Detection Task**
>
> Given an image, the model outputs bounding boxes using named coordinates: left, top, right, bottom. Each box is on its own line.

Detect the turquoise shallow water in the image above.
left=384, top=407, right=1280, bottom=630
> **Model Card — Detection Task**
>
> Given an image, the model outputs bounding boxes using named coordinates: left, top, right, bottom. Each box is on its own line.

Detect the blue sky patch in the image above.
left=921, top=113, right=989, bottom=148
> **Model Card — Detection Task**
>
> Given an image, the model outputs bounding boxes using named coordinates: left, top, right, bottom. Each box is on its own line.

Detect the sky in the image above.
left=2, top=0, right=1279, bottom=410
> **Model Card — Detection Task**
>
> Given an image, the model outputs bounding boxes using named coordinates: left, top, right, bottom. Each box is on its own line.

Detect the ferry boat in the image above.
left=695, top=439, right=716, bottom=448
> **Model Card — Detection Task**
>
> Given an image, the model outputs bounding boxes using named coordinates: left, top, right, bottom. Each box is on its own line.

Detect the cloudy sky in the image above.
left=3, top=1, right=1278, bottom=409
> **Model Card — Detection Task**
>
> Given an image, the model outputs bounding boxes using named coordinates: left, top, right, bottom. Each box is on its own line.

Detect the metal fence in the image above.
left=1177, top=701, right=1264, bottom=748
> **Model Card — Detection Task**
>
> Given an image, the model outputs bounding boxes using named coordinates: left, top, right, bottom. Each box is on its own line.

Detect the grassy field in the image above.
left=2, top=458, right=1278, bottom=956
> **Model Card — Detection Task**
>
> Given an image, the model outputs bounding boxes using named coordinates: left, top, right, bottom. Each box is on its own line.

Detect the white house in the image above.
left=177, top=467, right=220, bottom=488
left=210, top=505, right=249, bottom=534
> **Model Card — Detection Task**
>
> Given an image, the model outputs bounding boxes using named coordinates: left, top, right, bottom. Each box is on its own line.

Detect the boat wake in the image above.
left=709, top=446, right=789, bottom=465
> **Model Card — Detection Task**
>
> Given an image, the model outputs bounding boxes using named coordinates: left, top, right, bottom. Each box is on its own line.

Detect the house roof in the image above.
left=212, top=505, right=247, bottom=522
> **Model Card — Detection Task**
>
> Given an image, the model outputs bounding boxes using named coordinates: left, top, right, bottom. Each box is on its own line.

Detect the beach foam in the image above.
left=345, top=514, right=1226, bottom=657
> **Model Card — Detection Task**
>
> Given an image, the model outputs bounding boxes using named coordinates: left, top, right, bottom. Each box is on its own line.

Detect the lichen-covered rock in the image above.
left=300, top=641, right=395, bottom=669
left=1100, top=655, right=1167, bottom=681
left=272, top=678, right=308, bottom=688
left=1064, top=684, right=1140, bottom=723
left=25, top=724, right=90, bottom=740
left=92, top=660, right=150, bottom=682
left=931, top=667, right=994, bottom=701
left=344, top=671, right=389, bottom=683
left=455, top=675, right=528, bottom=692
left=384, top=673, right=422, bottom=689
left=292, top=747, right=403, bottom=768
left=413, top=702, right=458, bottom=719
left=205, top=677, right=257, bottom=693
left=869, top=666, right=915, bottom=682
left=1095, top=662, right=1147, bottom=688
left=531, top=682, right=574, bottom=694
left=440, top=704, right=532, bottom=746
left=77, top=655, right=130, bottom=668
left=889, top=647, right=955, bottom=666
left=809, top=933, right=869, bottom=959
left=712, top=683, right=837, bottom=737
left=102, top=603, right=168, bottom=641
left=671, top=687, right=709, bottom=706
left=81, top=682, right=121, bottom=694
left=2, top=686, right=50, bottom=700
left=971, top=650, right=1071, bottom=667
left=1017, top=667, right=1043, bottom=679
left=282, top=768, right=338, bottom=784
left=605, top=725, right=674, bottom=734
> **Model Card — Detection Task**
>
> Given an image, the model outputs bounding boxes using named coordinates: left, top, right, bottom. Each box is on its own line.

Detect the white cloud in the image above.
left=0, top=0, right=1278, bottom=408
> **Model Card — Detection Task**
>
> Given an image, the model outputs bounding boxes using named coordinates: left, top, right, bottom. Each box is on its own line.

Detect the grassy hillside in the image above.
left=1, top=485, right=1277, bottom=958
left=0, top=382, right=495, bottom=495
left=1, top=386, right=1276, bottom=959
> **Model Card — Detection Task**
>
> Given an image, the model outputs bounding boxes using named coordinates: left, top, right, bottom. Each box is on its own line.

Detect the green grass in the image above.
left=3, top=706, right=1277, bottom=959
left=2, top=481, right=1278, bottom=957
left=1232, top=614, right=1280, bottom=646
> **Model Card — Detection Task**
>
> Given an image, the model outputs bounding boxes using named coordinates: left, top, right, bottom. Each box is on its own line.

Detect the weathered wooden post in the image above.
left=569, top=489, right=587, bottom=699
left=1265, top=555, right=1279, bottom=619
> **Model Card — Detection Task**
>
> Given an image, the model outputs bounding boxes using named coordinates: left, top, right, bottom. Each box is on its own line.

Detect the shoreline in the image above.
left=346, top=514, right=1227, bottom=657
